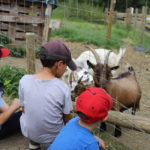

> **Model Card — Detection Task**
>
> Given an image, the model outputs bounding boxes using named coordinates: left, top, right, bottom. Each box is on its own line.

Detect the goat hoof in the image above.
left=114, top=129, right=122, bottom=137
left=100, top=122, right=107, bottom=132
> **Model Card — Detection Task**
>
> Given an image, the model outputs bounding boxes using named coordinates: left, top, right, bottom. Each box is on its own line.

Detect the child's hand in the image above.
left=94, top=136, right=106, bottom=150
left=11, top=98, right=20, bottom=111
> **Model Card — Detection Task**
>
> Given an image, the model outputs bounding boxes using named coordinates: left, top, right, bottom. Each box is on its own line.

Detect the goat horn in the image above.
left=104, top=51, right=111, bottom=65
left=78, top=76, right=83, bottom=84
left=85, top=46, right=101, bottom=63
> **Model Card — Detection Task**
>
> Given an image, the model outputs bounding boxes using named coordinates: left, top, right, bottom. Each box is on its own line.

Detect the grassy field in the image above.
left=51, top=17, right=150, bottom=54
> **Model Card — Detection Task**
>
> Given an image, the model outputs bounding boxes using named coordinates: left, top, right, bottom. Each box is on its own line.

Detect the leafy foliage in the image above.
left=10, top=47, right=40, bottom=58
left=10, top=47, right=26, bottom=58
left=0, top=33, right=12, bottom=45
left=0, top=65, right=26, bottom=99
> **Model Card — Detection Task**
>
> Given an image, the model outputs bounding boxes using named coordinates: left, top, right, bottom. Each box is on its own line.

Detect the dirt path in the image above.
left=0, top=40, right=150, bottom=150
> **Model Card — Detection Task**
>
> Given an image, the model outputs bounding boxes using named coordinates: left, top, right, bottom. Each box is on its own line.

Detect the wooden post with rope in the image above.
left=106, top=0, right=116, bottom=41
left=42, top=4, right=52, bottom=45
left=141, top=6, right=147, bottom=43
left=26, top=33, right=36, bottom=74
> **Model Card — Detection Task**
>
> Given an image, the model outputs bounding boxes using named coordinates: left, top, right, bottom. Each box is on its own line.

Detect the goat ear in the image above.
left=111, top=65, right=119, bottom=70
left=87, top=60, right=95, bottom=69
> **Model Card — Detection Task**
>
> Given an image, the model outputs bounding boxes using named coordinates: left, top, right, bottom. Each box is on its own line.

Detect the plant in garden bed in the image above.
left=0, top=65, right=26, bottom=100
left=9, top=46, right=40, bottom=58
left=0, top=33, right=12, bottom=45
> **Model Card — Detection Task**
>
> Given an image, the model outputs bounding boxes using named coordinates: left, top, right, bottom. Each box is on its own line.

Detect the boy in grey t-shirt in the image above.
left=19, top=41, right=77, bottom=150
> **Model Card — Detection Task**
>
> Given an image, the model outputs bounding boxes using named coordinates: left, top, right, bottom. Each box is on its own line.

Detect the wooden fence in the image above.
left=105, top=1, right=149, bottom=42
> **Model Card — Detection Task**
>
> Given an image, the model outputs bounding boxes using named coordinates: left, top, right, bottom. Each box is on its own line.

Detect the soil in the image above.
left=0, top=39, right=150, bottom=150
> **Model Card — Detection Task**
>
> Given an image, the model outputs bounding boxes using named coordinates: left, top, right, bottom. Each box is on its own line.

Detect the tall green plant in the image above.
left=0, top=33, right=12, bottom=45
left=0, top=65, right=26, bottom=99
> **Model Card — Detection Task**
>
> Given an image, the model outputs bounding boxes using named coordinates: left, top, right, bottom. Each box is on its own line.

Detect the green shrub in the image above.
left=35, top=48, right=40, bottom=58
left=0, top=65, right=26, bottom=99
left=10, top=47, right=40, bottom=58
left=0, top=33, right=12, bottom=45
left=10, top=47, right=26, bottom=58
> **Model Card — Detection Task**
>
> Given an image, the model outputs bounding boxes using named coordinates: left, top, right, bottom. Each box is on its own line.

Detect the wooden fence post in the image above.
left=26, top=33, right=36, bottom=74
left=42, top=4, right=52, bottom=45
left=141, top=6, right=147, bottom=43
left=125, top=8, right=132, bottom=27
left=106, top=0, right=116, bottom=41
left=105, top=8, right=109, bottom=22
left=133, top=8, right=138, bottom=35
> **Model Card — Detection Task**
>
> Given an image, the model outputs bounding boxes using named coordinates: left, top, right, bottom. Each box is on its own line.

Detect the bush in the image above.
left=0, top=65, right=26, bottom=99
left=0, top=33, right=12, bottom=45
left=10, top=47, right=40, bottom=58
left=10, top=47, right=26, bottom=58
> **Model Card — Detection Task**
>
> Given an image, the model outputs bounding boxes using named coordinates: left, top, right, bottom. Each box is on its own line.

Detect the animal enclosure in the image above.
left=0, top=0, right=150, bottom=150
left=0, top=0, right=47, bottom=44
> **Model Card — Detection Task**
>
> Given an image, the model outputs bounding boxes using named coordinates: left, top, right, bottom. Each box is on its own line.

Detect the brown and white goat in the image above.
left=74, top=48, right=141, bottom=136
left=86, top=48, right=141, bottom=136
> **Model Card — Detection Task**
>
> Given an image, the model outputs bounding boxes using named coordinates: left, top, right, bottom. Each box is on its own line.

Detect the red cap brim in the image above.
left=1, top=48, right=10, bottom=58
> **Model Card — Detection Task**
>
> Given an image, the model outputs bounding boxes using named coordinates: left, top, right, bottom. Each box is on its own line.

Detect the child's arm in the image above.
left=0, top=101, right=9, bottom=112
left=94, top=136, right=106, bottom=150
left=0, top=98, right=20, bottom=125
left=63, top=113, right=72, bottom=124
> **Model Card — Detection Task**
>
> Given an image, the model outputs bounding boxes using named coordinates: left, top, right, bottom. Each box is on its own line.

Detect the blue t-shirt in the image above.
left=48, top=117, right=101, bottom=150
left=0, top=91, right=4, bottom=107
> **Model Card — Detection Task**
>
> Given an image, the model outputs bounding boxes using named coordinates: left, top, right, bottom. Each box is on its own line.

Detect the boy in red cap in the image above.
left=0, top=47, right=21, bottom=139
left=48, top=87, right=113, bottom=150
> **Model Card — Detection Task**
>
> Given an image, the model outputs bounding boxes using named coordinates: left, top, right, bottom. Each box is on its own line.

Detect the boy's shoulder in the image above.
left=20, top=74, right=32, bottom=82
left=54, top=78, right=70, bottom=89
left=19, top=75, right=34, bottom=86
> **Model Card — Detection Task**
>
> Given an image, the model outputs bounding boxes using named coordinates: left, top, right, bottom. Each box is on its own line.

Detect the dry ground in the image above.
left=0, top=40, right=150, bottom=150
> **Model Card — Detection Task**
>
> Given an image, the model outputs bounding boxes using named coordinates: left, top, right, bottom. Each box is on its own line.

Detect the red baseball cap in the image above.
left=0, top=48, right=10, bottom=58
left=40, top=40, right=77, bottom=71
left=76, top=88, right=113, bottom=123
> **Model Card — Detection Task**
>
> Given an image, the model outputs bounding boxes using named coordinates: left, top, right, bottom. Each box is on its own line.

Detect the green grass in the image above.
left=94, top=128, right=135, bottom=150
left=52, top=2, right=105, bottom=22
left=51, top=21, right=127, bottom=49
left=51, top=20, right=150, bottom=53
left=128, top=30, right=150, bottom=54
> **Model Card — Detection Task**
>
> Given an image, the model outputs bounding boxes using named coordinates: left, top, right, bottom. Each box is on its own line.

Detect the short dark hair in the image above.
left=0, top=45, right=3, bottom=57
left=76, top=111, right=89, bottom=120
left=40, top=47, right=66, bottom=68
left=0, top=49, right=2, bottom=58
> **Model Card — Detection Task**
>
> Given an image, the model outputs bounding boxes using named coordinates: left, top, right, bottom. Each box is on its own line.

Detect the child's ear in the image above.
left=55, top=60, right=63, bottom=66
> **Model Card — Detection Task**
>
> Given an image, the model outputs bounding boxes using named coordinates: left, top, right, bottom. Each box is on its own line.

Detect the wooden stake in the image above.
left=106, top=0, right=116, bottom=41
left=141, top=6, right=147, bottom=43
left=42, top=4, right=52, bottom=45
left=125, top=8, right=131, bottom=27
left=26, top=33, right=36, bottom=74
left=133, top=8, right=138, bottom=35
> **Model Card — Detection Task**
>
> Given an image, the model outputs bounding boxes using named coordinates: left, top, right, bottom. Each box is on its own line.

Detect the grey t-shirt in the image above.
left=19, top=75, right=73, bottom=143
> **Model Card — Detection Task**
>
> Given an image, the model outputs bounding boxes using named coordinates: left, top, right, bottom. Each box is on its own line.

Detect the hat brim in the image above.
left=1, top=48, right=10, bottom=58
left=67, top=59, right=77, bottom=71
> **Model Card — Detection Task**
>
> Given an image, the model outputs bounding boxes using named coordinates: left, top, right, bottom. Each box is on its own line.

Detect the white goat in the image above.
left=62, top=67, right=93, bottom=94
left=75, top=47, right=126, bottom=75
left=62, top=47, right=126, bottom=94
